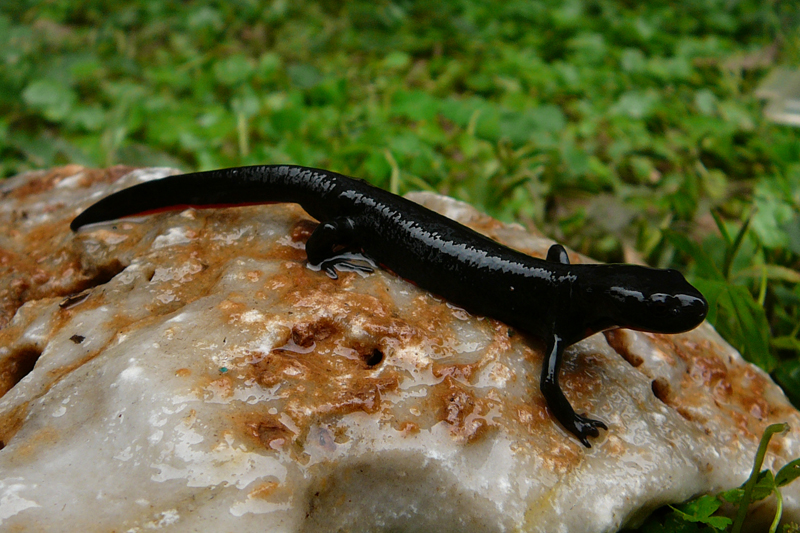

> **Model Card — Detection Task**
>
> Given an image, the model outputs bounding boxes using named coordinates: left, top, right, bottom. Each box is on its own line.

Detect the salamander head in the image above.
left=586, top=265, right=708, bottom=335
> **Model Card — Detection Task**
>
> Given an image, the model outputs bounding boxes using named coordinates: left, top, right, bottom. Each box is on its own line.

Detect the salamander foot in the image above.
left=566, top=413, right=607, bottom=448
left=317, top=254, right=375, bottom=279
left=542, top=379, right=608, bottom=448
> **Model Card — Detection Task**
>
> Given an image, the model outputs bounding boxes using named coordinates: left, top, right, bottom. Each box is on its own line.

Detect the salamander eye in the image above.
left=649, top=294, right=677, bottom=317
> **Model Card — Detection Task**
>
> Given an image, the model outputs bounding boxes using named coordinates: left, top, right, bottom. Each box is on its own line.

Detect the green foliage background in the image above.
left=1, top=0, right=800, bottom=530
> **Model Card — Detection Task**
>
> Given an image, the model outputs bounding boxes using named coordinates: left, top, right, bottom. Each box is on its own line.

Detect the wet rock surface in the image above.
left=1, top=166, right=798, bottom=532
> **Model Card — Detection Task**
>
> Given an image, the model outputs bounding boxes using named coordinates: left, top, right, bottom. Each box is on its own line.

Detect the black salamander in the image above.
left=71, top=165, right=708, bottom=447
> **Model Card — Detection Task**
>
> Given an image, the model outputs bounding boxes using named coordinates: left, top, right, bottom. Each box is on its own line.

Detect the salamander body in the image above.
left=71, top=165, right=708, bottom=447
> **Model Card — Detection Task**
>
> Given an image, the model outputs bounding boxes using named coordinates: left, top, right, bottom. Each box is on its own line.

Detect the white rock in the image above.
left=0, top=166, right=798, bottom=532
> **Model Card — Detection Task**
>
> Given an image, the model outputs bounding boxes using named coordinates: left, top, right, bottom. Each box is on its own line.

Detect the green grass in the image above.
left=2, top=1, right=800, bottom=531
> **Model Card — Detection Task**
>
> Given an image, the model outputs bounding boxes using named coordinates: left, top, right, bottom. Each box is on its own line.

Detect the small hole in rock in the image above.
left=604, top=330, right=643, bottom=367
left=0, top=345, right=42, bottom=398
left=651, top=378, right=671, bottom=403
left=70, top=335, right=85, bottom=344
left=82, top=259, right=126, bottom=289
left=61, top=258, right=126, bottom=302
left=365, top=349, right=383, bottom=367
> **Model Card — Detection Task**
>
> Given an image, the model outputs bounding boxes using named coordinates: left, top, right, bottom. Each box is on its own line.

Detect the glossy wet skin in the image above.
left=72, top=165, right=709, bottom=447
left=573, top=264, right=708, bottom=338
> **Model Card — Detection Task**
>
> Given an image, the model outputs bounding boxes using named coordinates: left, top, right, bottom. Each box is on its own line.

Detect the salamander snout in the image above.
left=646, top=291, right=708, bottom=332
left=678, top=292, right=708, bottom=320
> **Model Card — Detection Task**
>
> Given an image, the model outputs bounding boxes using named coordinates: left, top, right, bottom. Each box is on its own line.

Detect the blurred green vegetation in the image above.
left=1, top=1, right=800, bottom=530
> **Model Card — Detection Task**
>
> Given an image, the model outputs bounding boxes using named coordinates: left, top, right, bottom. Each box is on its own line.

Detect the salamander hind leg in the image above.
left=540, top=333, right=607, bottom=448
left=304, top=218, right=374, bottom=279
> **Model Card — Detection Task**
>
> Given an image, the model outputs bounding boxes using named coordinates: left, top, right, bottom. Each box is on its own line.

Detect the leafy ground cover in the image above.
left=1, top=0, right=800, bottom=530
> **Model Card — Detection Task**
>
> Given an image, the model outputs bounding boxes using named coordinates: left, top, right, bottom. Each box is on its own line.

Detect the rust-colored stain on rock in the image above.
left=0, top=402, right=28, bottom=450
left=606, top=327, right=794, bottom=447
left=0, top=166, right=139, bottom=328
left=2, top=165, right=134, bottom=200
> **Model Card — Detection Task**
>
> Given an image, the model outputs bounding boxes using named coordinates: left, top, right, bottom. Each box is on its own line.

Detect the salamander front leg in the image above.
left=305, top=218, right=374, bottom=279
left=541, top=333, right=607, bottom=448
